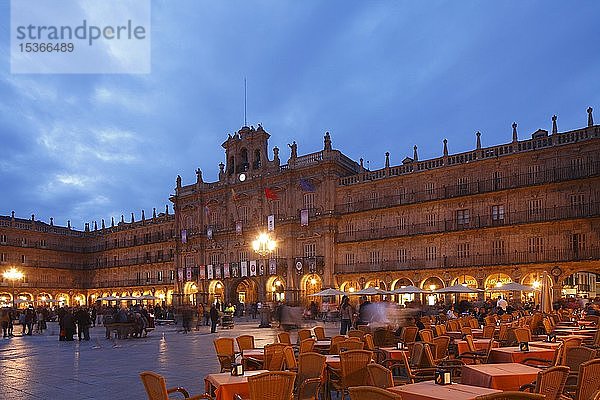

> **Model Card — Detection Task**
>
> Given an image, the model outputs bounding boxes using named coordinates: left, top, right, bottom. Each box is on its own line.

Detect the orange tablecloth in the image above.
left=461, top=363, right=540, bottom=391
left=325, top=354, right=340, bottom=369
left=528, top=341, right=562, bottom=350
left=456, top=339, right=498, bottom=355
left=379, top=347, right=410, bottom=360
left=487, top=347, right=555, bottom=364
left=315, top=340, right=331, bottom=347
left=242, top=349, right=264, bottom=360
left=388, top=381, right=502, bottom=400
left=205, top=370, right=268, bottom=400
left=555, top=328, right=596, bottom=336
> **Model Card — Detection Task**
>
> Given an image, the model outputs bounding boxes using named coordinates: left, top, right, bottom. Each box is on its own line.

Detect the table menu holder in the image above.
left=519, top=342, right=530, bottom=352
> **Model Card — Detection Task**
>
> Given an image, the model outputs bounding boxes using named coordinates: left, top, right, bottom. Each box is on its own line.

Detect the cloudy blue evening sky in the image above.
left=0, top=1, right=599, bottom=229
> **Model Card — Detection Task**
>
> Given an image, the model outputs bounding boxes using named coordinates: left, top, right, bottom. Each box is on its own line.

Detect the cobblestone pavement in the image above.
left=0, top=318, right=340, bottom=400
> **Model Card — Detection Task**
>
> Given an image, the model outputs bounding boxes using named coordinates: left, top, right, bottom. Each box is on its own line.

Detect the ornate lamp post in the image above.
left=3, top=268, right=24, bottom=308
left=252, top=232, right=276, bottom=328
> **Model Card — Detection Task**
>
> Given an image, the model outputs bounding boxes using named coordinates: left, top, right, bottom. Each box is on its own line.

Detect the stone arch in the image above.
left=208, top=280, right=225, bottom=305
left=231, top=277, right=259, bottom=305
left=421, top=276, right=444, bottom=306
left=73, top=293, right=86, bottom=306
left=561, top=270, right=599, bottom=299
left=266, top=275, right=286, bottom=302
left=485, top=273, right=512, bottom=300
left=0, top=292, right=12, bottom=306
left=451, top=274, right=479, bottom=301
left=300, top=274, right=322, bottom=305
left=56, top=293, right=70, bottom=306
left=340, top=280, right=360, bottom=294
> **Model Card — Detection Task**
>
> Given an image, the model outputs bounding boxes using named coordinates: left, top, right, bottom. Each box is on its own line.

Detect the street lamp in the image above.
left=252, top=233, right=276, bottom=257
left=3, top=268, right=24, bottom=308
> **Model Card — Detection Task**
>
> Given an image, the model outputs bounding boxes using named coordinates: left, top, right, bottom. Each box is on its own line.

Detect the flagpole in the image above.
left=244, top=77, right=247, bottom=127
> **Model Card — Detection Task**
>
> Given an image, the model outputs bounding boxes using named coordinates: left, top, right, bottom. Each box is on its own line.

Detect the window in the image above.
left=369, top=251, right=380, bottom=265
left=571, top=233, right=586, bottom=252
left=21, top=237, right=27, bottom=246
left=238, top=251, right=248, bottom=262
left=21, top=254, right=25, bottom=263
left=146, top=271, right=151, bottom=282
left=304, top=243, right=316, bottom=258
left=136, top=272, right=142, bottom=283
left=239, top=206, right=249, bottom=224
left=0, top=253, right=6, bottom=262
left=425, top=246, right=437, bottom=261
left=157, top=250, right=163, bottom=261
left=395, top=187, right=406, bottom=202
left=397, top=216, right=407, bottom=230
left=425, top=182, right=435, bottom=195
left=344, top=195, right=353, bottom=212
left=368, top=219, right=380, bottom=232
left=271, top=200, right=281, bottom=218
left=492, top=239, right=505, bottom=256
left=457, top=177, right=469, bottom=194
left=570, top=194, right=585, bottom=211
left=345, top=221, right=355, bottom=236
left=157, top=271, right=163, bottom=282
left=570, top=158, right=584, bottom=172
left=303, top=193, right=315, bottom=210
left=0, top=234, right=6, bottom=243
left=145, top=251, right=151, bottom=262
left=492, top=171, right=502, bottom=189
left=527, top=237, right=544, bottom=254
left=144, top=233, right=150, bottom=244
left=210, top=253, right=220, bottom=265
left=528, top=165, right=541, bottom=182
left=425, top=213, right=436, bottom=227
left=528, top=199, right=543, bottom=216
left=492, top=205, right=505, bottom=222
left=169, top=270, right=175, bottom=281
left=456, top=209, right=470, bottom=225
left=345, top=253, right=355, bottom=265
left=397, top=248, right=407, bottom=263
left=368, top=192, right=379, bottom=208
left=39, top=239, right=46, bottom=247
left=457, top=243, right=470, bottom=259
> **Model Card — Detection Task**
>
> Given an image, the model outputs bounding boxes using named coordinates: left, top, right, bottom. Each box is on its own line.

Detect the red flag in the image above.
left=265, top=188, right=278, bottom=200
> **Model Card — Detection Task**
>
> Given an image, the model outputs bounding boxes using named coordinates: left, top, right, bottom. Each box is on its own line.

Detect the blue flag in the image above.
left=299, top=178, right=315, bottom=192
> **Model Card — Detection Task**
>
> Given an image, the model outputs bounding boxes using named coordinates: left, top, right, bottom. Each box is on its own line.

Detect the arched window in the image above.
left=240, top=148, right=249, bottom=172
left=253, top=149, right=261, bottom=169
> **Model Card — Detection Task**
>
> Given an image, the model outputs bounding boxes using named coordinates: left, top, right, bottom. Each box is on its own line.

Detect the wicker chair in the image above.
left=400, top=326, right=418, bottom=346
left=338, top=339, right=364, bottom=353
left=140, top=371, right=211, bottom=400
left=382, top=349, right=436, bottom=384
left=236, top=335, right=255, bottom=351
left=461, top=326, right=473, bottom=336
left=298, top=329, right=312, bottom=342
left=348, top=329, right=365, bottom=339
left=362, top=334, right=375, bottom=351
left=457, top=335, right=490, bottom=364
left=519, top=365, right=569, bottom=400
left=474, top=391, right=545, bottom=399
left=328, top=350, right=372, bottom=398
left=562, top=359, right=600, bottom=400
left=419, top=328, right=434, bottom=343
left=523, top=343, right=563, bottom=369
left=366, top=363, right=393, bottom=388
left=348, top=386, right=401, bottom=400
left=283, top=345, right=297, bottom=371
left=296, top=352, right=326, bottom=400
left=469, top=318, right=480, bottom=328
left=435, top=324, right=447, bottom=337
left=313, top=326, right=329, bottom=341
left=560, top=337, right=583, bottom=364
left=214, top=337, right=236, bottom=372
left=482, top=325, right=496, bottom=339
left=484, top=316, right=496, bottom=326
left=513, top=327, right=532, bottom=343
left=278, top=332, right=292, bottom=345
left=329, top=335, right=347, bottom=354
left=246, top=343, right=287, bottom=371
left=299, top=338, right=316, bottom=354
left=564, top=346, right=596, bottom=382
left=432, top=335, right=450, bottom=361
left=244, top=371, right=296, bottom=400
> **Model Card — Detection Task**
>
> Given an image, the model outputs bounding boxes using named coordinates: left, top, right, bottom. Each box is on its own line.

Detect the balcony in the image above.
left=336, top=159, right=600, bottom=214
left=337, top=202, right=600, bottom=243
left=94, top=255, right=175, bottom=269
left=334, top=247, right=600, bottom=274
left=89, top=278, right=174, bottom=289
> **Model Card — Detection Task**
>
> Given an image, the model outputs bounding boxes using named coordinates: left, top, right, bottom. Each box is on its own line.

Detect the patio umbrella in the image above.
left=14, top=298, right=31, bottom=304
left=390, top=285, right=428, bottom=294
left=491, top=282, right=537, bottom=292
left=540, top=271, right=553, bottom=314
left=139, top=294, right=158, bottom=300
left=349, top=287, right=390, bottom=296
left=118, top=295, right=140, bottom=301
left=309, top=288, right=347, bottom=297
left=434, top=284, right=483, bottom=294
left=97, top=296, right=119, bottom=301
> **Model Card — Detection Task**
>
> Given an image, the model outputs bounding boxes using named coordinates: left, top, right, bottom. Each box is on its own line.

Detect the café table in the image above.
left=461, top=363, right=540, bottom=391
left=554, top=328, right=596, bottom=336
left=325, top=354, right=341, bottom=368
left=447, top=329, right=483, bottom=340
left=487, top=346, right=555, bottom=364
left=314, top=340, right=331, bottom=348
left=204, top=369, right=269, bottom=400
left=241, top=349, right=264, bottom=360
left=379, top=347, right=410, bottom=360
left=388, top=380, right=502, bottom=400
left=456, top=339, right=498, bottom=355
left=527, top=341, right=562, bottom=350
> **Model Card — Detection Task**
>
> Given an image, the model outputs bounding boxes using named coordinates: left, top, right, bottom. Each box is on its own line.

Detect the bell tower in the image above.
left=221, top=124, right=271, bottom=182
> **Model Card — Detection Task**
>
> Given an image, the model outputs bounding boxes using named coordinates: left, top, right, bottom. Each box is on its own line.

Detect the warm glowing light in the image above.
left=191, top=284, right=197, bottom=290
left=348, top=287, right=355, bottom=293
left=59, top=297, right=65, bottom=301
left=532, top=280, right=541, bottom=289
left=429, top=284, right=436, bottom=291
left=495, top=281, right=503, bottom=287
left=215, top=283, right=222, bottom=289
left=310, top=278, right=317, bottom=285
left=271, top=287, right=276, bottom=292
left=3, top=268, right=23, bottom=281
left=252, top=232, right=276, bottom=257
left=275, top=280, right=281, bottom=287
left=41, top=296, right=47, bottom=302
left=158, top=293, right=165, bottom=299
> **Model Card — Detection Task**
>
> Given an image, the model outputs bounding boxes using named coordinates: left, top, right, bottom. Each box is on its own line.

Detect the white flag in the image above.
left=207, top=264, right=214, bottom=279
left=301, top=209, right=309, bottom=226
left=269, top=259, right=277, bottom=275
left=241, top=261, right=248, bottom=277
left=250, top=260, right=257, bottom=276
left=268, top=214, right=275, bottom=231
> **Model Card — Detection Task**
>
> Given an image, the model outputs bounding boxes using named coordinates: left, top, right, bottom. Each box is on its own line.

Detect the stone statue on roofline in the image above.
left=288, top=141, right=297, bottom=159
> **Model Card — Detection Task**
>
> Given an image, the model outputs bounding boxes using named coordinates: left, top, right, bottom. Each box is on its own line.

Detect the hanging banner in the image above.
left=241, top=261, right=248, bottom=277
left=207, top=227, right=213, bottom=240
left=199, top=265, right=206, bottom=280
left=300, top=209, right=309, bottom=226
left=207, top=264, right=214, bottom=279
left=231, top=263, right=238, bottom=278
left=181, top=229, right=187, bottom=243
left=236, top=221, right=243, bottom=235
left=259, top=262, right=265, bottom=276
left=268, top=214, right=275, bottom=231
left=223, top=263, right=230, bottom=278
left=177, top=268, right=184, bottom=282
left=250, top=260, right=257, bottom=276
left=186, top=267, right=192, bottom=281
left=215, top=265, right=221, bottom=279
left=295, top=259, right=303, bottom=275
left=269, top=258, right=277, bottom=275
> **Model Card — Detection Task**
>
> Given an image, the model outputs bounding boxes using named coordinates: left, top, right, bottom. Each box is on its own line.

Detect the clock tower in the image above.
left=221, top=124, right=272, bottom=183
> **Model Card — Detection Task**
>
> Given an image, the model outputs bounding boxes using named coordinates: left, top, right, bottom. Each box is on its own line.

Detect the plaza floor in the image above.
left=0, top=317, right=339, bottom=400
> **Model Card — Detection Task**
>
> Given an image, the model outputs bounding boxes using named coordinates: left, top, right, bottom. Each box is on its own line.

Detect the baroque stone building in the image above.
left=1, top=109, right=599, bottom=307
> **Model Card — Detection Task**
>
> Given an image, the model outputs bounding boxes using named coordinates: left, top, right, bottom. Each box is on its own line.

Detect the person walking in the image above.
left=209, top=304, right=219, bottom=333
left=75, top=307, right=91, bottom=340
left=1, top=308, right=9, bottom=338
left=339, top=296, right=354, bottom=335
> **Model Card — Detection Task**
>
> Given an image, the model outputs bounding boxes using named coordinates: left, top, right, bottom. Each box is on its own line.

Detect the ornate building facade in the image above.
left=1, top=109, right=599, bottom=307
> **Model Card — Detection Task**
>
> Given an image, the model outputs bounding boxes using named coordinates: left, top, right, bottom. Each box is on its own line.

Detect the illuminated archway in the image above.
left=56, top=293, right=70, bottom=306
left=421, top=277, right=444, bottom=306
left=0, top=293, right=12, bottom=307
left=183, top=281, right=199, bottom=305
left=208, top=280, right=225, bottom=305
left=340, top=281, right=360, bottom=294
left=36, top=293, right=52, bottom=305
left=561, top=271, right=599, bottom=299
left=73, top=293, right=86, bottom=306
left=235, top=278, right=258, bottom=305
left=301, top=274, right=322, bottom=298
left=485, top=273, right=512, bottom=299
left=391, top=277, right=415, bottom=305
left=521, top=273, right=552, bottom=303
left=266, top=275, right=285, bottom=302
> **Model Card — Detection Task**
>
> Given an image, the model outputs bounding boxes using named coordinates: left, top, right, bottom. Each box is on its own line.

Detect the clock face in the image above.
left=239, top=173, right=246, bottom=182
